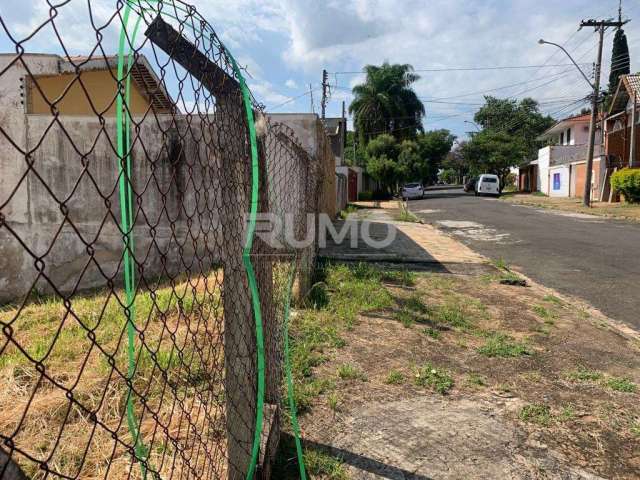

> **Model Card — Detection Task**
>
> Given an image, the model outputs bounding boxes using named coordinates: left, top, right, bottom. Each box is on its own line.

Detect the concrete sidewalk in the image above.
left=319, top=206, right=489, bottom=274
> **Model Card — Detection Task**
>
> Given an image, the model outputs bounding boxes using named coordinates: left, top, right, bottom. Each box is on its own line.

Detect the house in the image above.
left=7, top=53, right=175, bottom=116
left=519, top=113, right=604, bottom=199
left=604, top=73, right=640, bottom=172
left=324, top=116, right=364, bottom=203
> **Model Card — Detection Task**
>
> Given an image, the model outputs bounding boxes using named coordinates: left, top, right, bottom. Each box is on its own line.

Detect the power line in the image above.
left=329, top=63, right=593, bottom=75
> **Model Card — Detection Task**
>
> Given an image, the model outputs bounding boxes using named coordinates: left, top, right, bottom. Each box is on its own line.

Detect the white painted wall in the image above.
left=548, top=165, right=570, bottom=197
left=536, top=146, right=551, bottom=194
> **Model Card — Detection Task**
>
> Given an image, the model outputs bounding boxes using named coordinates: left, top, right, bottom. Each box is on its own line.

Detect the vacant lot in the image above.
left=275, top=263, right=640, bottom=479
left=0, top=273, right=226, bottom=479
left=501, top=193, right=640, bottom=222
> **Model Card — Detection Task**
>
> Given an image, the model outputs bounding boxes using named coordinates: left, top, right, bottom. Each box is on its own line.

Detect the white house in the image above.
left=519, top=113, right=604, bottom=199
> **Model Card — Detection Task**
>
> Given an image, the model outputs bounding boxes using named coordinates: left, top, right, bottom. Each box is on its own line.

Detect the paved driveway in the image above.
left=410, top=189, right=640, bottom=329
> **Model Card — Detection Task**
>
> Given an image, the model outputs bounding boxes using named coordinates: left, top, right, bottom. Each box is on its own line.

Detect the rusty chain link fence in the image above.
left=0, top=1, right=322, bottom=478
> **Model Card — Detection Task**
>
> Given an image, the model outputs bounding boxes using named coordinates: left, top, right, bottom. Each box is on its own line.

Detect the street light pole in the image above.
left=539, top=17, right=628, bottom=206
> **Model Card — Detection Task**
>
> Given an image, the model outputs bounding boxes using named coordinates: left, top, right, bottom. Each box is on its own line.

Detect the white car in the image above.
left=475, top=174, right=501, bottom=197
left=401, top=183, right=424, bottom=200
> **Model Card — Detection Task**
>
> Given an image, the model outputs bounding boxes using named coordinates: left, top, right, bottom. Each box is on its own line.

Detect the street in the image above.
left=411, top=188, right=640, bottom=329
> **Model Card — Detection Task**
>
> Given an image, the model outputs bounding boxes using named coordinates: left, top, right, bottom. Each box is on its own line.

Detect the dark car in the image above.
left=463, top=177, right=477, bottom=193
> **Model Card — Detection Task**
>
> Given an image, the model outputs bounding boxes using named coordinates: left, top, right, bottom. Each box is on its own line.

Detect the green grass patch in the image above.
left=543, top=294, right=563, bottom=305
left=532, top=305, right=557, bottom=324
left=519, top=403, right=552, bottom=426
left=385, top=369, right=405, bottom=385
left=558, top=405, right=576, bottom=422
left=567, top=366, right=603, bottom=382
left=605, top=376, right=637, bottom=393
left=305, top=449, right=349, bottom=480
left=478, top=333, right=530, bottom=358
left=423, top=327, right=441, bottom=339
left=415, top=363, right=454, bottom=394
left=338, top=204, right=358, bottom=219
left=337, top=363, right=366, bottom=381
left=466, top=373, right=487, bottom=387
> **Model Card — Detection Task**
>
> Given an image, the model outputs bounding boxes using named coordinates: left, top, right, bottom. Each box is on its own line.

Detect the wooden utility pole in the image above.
left=580, top=18, right=628, bottom=206
left=630, top=93, right=637, bottom=167
left=321, top=69, right=328, bottom=118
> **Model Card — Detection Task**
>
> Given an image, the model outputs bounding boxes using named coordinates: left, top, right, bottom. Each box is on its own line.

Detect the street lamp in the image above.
left=537, top=39, right=594, bottom=89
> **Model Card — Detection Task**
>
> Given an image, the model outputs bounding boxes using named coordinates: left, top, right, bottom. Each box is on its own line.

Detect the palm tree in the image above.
left=349, top=62, right=425, bottom=146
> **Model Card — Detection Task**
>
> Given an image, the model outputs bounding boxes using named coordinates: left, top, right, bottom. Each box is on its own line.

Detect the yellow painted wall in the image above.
left=28, top=70, right=151, bottom=116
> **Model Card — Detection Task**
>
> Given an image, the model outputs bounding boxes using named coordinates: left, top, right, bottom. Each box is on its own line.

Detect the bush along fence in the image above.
left=0, top=1, right=321, bottom=478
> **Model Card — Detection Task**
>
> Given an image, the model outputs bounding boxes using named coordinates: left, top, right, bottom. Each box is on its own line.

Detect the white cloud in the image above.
left=285, top=78, right=298, bottom=89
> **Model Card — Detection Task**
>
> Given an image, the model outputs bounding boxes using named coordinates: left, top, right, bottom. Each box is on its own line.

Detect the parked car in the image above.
left=463, top=177, right=477, bottom=192
left=400, top=183, right=424, bottom=200
left=475, top=174, right=501, bottom=197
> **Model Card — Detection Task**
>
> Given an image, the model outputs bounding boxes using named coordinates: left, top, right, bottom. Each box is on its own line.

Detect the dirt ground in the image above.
left=291, top=267, right=640, bottom=479
left=501, top=193, right=640, bottom=222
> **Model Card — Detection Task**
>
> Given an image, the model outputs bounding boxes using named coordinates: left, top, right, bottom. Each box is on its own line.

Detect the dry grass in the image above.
left=0, top=271, right=227, bottom=479
left=501, top=193, right=640, bottom=222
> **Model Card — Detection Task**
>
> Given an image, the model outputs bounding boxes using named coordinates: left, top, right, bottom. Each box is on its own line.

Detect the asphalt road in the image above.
left=409, top=189, right=640, bottom=329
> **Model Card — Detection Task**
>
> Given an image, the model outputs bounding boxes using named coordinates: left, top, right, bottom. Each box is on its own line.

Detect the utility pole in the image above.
left=580, top=18, right=628, bottom=206
left=321, top=69, right=328, bottom=118
left=309, top=83, right=314, bottom=113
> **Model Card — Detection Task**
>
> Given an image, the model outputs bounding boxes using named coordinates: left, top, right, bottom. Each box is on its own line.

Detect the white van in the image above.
left=475, top=174, right=500, bottom=197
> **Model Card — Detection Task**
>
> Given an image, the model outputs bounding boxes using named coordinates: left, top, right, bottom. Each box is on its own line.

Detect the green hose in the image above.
left=117, top=3, right=307, bottom=478
left=116, top=5, right=150, bottom=477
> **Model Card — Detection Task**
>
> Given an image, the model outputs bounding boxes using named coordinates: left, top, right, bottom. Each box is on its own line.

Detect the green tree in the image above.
left=441, top=143, right=468, bottom=184
left=349, top=62, right=425, bottom=146
left=416, top=129, right=456, bottom=184
left=608, top=27, right=630, bottom=95
left=344, top=131, right=366, bottom=167
left=365, top=134, right=402, bottom=193
left=473, top=96, right=554, bottom=159
left=461, top=130, right=527, bottom=188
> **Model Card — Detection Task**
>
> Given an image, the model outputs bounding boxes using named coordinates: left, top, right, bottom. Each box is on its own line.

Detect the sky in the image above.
left=1, top=0, right=639, bottom=140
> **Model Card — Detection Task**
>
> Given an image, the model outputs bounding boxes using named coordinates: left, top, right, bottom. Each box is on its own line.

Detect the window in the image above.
left=553, top=173, right=561, bottom=190
left=560, top=132, right=564, bottom=145
left=566, top=128, right=571, bottom=145
left=482, top=177, right=498, bottom=183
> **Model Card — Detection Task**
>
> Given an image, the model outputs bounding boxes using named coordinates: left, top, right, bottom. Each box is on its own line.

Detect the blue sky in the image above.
left=1, top=0, right=639, bottom=140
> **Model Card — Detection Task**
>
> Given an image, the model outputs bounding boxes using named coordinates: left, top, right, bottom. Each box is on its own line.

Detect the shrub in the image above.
left=611, top=168, right=640, bottom=203
left=358, top=190, right=373, bottom=201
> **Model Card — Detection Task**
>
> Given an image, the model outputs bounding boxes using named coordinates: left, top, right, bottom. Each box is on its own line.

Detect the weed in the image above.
left=605, top=377, right=637, bottom=393
left=385, top=370, right=405, bottom=385
left=519, top=403, right=552, bottom=426
left=631, top=421, right=640, bottom=438
left=380, top=269, right=416, bottom=286
left=423, top=327, right=441, bottom=339
left=467, top=373, right=487, bottom=387
left=433, top=302, right=470, bottom=329
left=395, top=201, right=420, bottom=223
left=493, top=258, right=508, bottom=270
left=305, top=449, right=348, bottom=480
left=558, top=405, right=576, bottom=422
left=567, top=367, right=603, bottom=382
left=327, top=392, right=340, bottom=412
left=533, top=305, right=557, bottom=325
left=338, top=204, right=358, bottom=219
left=396, top=309, right=415, bottom=328
left=543, top=295, right=563, bottom=305
left=415, top=364, right=454, bottom=394
left=404, top=294, right=428, bottom=314
left=478, top=333, right=530, bottom=358
left=337, top=363, right=366, bottom=381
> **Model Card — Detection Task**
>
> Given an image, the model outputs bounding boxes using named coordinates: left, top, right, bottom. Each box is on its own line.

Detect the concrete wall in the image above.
left=0, top=113, right=221, bottom=302
left=268, top=113, right=337, bottom=217
left=537, top=146, right=551, bottom=194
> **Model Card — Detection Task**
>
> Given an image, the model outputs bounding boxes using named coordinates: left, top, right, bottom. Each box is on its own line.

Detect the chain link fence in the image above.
left=0, top=1, right=322, bottom=478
